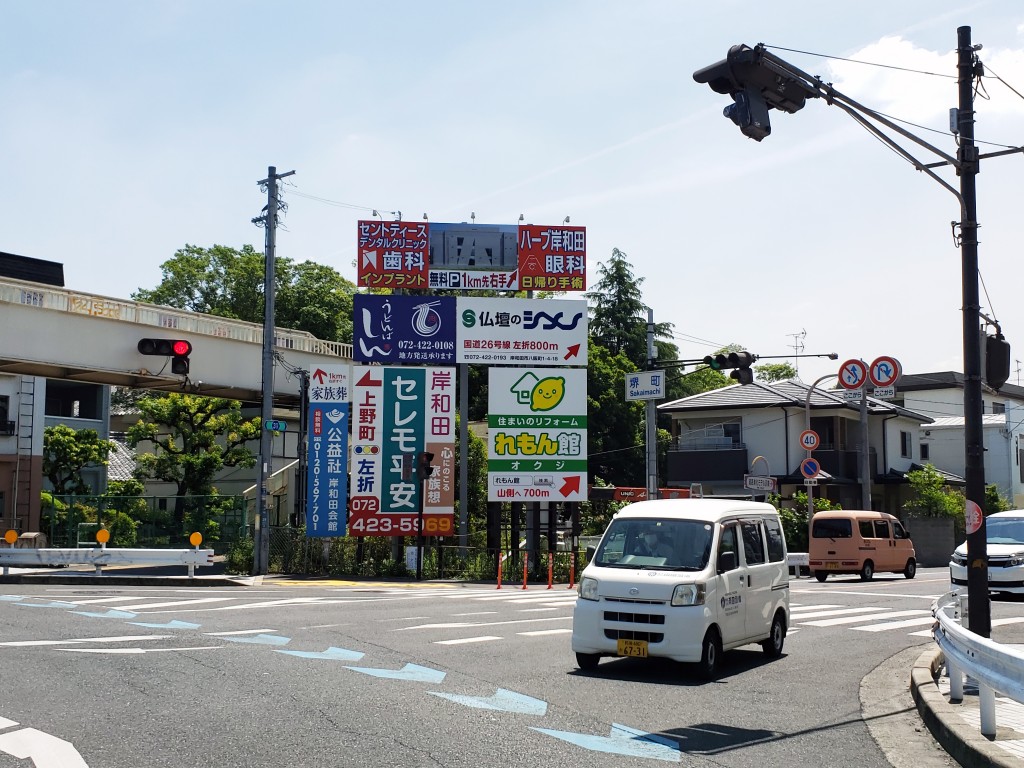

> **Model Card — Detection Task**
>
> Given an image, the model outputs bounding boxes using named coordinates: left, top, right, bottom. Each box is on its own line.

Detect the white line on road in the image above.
left=854, top=616, right=937, bottom=632
left=517, top=629, right=573, bottom=637
left=204, top=629, right=277, bottom=636
left=399, top=616, right=571, bottom=631
left=0, top=635, right=171, bottom=647
left=60, top=646, right=224, bottom=654
left=800, top=610, right=930, bottom=627
left=433, top=636, right=502, bottom=645
left=791, top=607, right=882, bottom=620
left=112, top=597, right=236, bottom=610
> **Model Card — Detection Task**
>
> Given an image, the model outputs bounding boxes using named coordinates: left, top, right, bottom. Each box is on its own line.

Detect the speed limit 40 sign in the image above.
left=799, top=429, right=820, bottom=451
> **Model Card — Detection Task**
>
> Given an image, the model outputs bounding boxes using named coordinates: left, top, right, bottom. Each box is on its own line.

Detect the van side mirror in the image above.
left=718, top=550, right=736, bottom=573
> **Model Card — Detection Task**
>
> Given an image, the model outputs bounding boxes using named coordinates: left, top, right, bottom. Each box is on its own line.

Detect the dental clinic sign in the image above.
left=306, top=365, right=350, bottom=537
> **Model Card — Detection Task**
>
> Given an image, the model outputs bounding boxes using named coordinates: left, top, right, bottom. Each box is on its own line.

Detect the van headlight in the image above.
left=671, top=583, right=706, bottom=606
left=579, top=577, right=599, bottom=601
left=1010, top=553, right=1024, bottom=567
left=951, top=553, right=967, bottom=566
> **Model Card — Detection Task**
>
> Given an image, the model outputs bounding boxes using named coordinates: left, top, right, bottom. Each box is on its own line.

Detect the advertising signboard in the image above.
left=353, top=294, right=457, bottom=364
left=349, top=366, right=455, bottom=536
left=357, top=220, right=430, bottom=289
left=359, top=220, right=587, bottom=292
left=487, top=367, right=587, bottom=502
left=306, top=365, right=350, bottom=537
left=458, top=297, right=588, bottom=365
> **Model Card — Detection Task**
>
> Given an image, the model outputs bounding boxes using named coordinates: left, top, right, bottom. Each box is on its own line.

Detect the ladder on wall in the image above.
left=13, top=376, right=35, bottom=532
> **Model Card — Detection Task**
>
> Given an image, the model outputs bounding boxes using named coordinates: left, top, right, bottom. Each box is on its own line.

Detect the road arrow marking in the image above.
left=428, top=688, right=547, bottom=715
left=220, top=633, right=290, bottom=646
left=276, top=646, right=365, bottom=661
left=0, top=596, right=25, bottom=602
left=72, top=609, right=138, bottom=619
left=0, top=727, right=89, bottom=767
left=532, top=723, right=681, bottom=762
left=344, top=663, right=445, bottom=683
left=128, top=620, right=201, bottom=630
left=15, top=600, right=78, bottom=609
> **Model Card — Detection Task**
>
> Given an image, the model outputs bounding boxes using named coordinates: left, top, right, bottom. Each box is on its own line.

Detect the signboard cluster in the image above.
left=303, top=218, right=591, bottom=538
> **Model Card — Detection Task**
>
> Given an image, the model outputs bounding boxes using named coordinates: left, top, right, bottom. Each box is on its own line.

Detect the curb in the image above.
left=911, top=646, right=1020, bottom=768
left=0, top=573, right=260, bottom=587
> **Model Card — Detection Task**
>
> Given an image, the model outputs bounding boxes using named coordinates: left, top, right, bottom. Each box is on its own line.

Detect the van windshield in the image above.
left=593, top=518, right=713, bottom=570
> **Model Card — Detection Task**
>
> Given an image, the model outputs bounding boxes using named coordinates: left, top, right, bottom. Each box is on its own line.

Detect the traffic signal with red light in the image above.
left=137, top=338, right=192, bottom=375
left=417, top=451, right=435, bottom=481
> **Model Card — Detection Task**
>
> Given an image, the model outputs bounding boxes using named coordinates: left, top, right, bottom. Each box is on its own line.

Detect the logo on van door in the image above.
left=721, top=593, right=742, bottom=610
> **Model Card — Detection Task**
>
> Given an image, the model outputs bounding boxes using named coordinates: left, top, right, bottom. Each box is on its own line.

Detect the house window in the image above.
left=900, top=431, right=912, bottom=458
left=993, top=402, right=1006, bottom=415
left=0, top=396, right=11, bottom=436
left=920, top=443, right=930, bottom=461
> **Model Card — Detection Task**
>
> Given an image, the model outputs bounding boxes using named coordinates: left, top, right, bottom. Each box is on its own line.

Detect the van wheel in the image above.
left=814, top=571, right=828, bottom=583
left=761, top=611, right=786, bottom=658
left=904, top=559, right=917, bottom=579
left=860, top=560, right=874, bottom=581
left=575, top=652, right=600, bottom=671
left=698, top=628, right=722, bottom=680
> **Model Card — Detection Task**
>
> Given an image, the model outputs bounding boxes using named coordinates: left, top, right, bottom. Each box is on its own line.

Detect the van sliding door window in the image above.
left=873, top=520, right=890, bottom=539
left=741, top=522, right=766, bottom=565
left=764, top=518, right=786, bottom=562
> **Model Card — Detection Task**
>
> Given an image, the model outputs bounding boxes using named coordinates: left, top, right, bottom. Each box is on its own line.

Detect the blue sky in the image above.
left=4, top=1, right=1024, bottom=386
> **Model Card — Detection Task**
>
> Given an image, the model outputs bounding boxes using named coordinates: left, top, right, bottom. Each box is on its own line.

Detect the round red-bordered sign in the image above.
left=837, top=359, right=868, bottom=390
left=800, top=457, right=821, bottom=479
left=869, top=356, right=902, bottom=388
left=799, top=429, right=820, bottom=451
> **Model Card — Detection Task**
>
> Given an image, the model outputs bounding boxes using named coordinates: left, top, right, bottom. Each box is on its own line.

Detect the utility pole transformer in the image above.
left=254, top=165, right=295, bottom=576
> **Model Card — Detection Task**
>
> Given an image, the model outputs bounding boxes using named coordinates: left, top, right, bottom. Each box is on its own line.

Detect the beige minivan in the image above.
left=809, top=510, right=916, bottom=582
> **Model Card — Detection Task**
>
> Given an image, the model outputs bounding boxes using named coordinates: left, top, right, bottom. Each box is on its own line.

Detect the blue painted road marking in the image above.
left=221, top=633, right=290, bottom=646
left=276, top=646, right=365, bottom=661
left=344, top=663, right=446, bottom=683
left=428, top=688, right=547, bottom=715
left=72, top=609, right=138, bottom=619
left=0, top=596, right=26, bottom=602
left=16, top=601, right=78, bottom=609
left=128, top=620, right=201, bottom=630
left=532, top=723, right=681, bottom=762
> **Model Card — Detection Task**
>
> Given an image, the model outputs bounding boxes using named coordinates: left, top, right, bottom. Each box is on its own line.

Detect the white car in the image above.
left=950, top=510, right=1024, bottom=595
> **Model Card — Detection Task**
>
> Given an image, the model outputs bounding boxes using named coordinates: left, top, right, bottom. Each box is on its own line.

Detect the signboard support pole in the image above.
left=459, top=363, right=469, bottom=556
left=645, top=309, right=659, bottom=499
left=859, top=388, right=871, bottom=510
left=416, top=475, right=425, bottom=581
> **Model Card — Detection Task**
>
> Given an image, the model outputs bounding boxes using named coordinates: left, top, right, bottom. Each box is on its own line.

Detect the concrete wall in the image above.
left=906, top=516, right=956, bottom=568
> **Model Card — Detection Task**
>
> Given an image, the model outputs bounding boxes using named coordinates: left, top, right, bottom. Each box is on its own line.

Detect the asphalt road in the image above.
left=0, top=567, right=1020, bottom=767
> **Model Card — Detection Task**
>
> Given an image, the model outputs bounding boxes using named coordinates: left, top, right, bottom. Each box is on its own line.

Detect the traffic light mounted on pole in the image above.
left=692, top=44, right=818, bottom=141
left=137, top=338, right=192, bottom=375
left=702, top=351, right=758, bottom=384
left=417, top=451, right=436, bottom=481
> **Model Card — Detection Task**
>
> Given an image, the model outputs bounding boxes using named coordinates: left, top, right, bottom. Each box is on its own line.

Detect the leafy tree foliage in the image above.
left=985, top=484, right=1012, bottom=515
left=132, top=244, right=356, bottom=343
left=587, top=344, right=645, bottom=486
left=126, top=394, right=260, bottom=527
left=755, top=362, right=798, bottom=382
left=902, top=464, right=965, bottom=519
left=42, top=425, right=115, bottom=495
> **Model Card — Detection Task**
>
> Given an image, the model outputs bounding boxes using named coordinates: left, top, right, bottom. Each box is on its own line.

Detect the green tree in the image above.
left=126, top=394, right=260, bottom=528
left=755, top=362, right=798, bottom=382
left=587, top=344, right=645, bottom=486
left=42, top=425, right=115, bottom=495
left=902, top=464, right=965, bottom=519
left=985, top=484, right=1012, bottom=515
left=132, top=244, right=356, bottom=343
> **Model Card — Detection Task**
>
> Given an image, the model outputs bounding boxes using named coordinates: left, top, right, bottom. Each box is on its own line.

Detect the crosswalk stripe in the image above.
left=112, top=598, right=235, bottom=610
left=854, top=616, right=937, bottom=632
left=517, top=629, right=573, bottom=637
left=434, top=636, right=502, bottom=645
left=791, top=606, right=882, bottom=620
left=800, top=609, right=930, bottom=627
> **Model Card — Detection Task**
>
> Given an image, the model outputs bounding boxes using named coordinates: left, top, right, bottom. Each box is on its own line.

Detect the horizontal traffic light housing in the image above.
left=138, top=338, right=191, bottom=375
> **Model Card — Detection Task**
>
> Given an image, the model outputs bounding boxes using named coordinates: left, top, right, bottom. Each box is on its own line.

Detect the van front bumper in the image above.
left=571, top=594, right=711, bottom=663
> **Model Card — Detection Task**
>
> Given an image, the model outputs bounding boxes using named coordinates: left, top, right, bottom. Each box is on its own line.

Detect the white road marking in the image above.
left=0, top=635, right=171, bottom=647
left=520, top=608, right=559, bottom=613
left=61, top=646, right=224, bottom=654
left=801, top=610, right=930, bottom=627
left=517, top=629, right=573, bottom=637
left=792, top=606, right=882, bottom=620
left=0, top=726, right=89, bottom=767
left=854, top=616, right=937, bottom=632
left=399, top=616, right=571, bottom=631
left=434, top=636, right=502, bottom=645
left=204, top=629, right=277, bottom=636
left=112, top=597, right=235, bottom=610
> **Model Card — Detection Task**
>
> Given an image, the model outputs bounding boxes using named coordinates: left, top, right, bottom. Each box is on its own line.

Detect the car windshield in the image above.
left=987, top=517, right=1024, bottom=545
left=592, top=518, right=713, bottom=570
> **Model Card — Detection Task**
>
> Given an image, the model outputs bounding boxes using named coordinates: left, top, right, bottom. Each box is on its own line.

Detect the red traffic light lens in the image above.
left=172, top=340, right=192, bottom=356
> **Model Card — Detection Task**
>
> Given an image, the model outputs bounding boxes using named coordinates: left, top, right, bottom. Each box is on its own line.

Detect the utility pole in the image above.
left=253, top=165, right=295, bottom=576
left=957, top=27, right=990, bottom=637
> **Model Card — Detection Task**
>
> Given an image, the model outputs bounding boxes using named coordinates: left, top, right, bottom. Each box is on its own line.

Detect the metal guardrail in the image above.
left=932, top=590, right=1024, bottom=736
left=0, top=545, right=215, bottom=578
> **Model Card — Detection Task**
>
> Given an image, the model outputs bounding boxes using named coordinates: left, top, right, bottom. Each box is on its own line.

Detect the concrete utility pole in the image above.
left=646, top=309, right=658, bottom=500
left=253, top=165, right=295, bottom=576
left=956, top=27, right=990, bottom=637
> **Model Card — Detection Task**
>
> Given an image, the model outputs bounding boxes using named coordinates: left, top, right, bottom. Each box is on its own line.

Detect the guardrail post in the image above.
left=980, top=684, right=996, bottom=736
left=947, top=657, right=964, bottom=701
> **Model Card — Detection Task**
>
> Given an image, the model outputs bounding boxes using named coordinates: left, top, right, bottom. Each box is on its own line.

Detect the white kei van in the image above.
left=571, top=499, right=790, bottom=679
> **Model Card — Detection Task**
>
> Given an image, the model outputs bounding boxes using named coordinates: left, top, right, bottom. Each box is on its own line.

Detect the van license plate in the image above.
left=617, top=639, right=648, bottom=657
left=826, top=562, right=839, bottom=570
